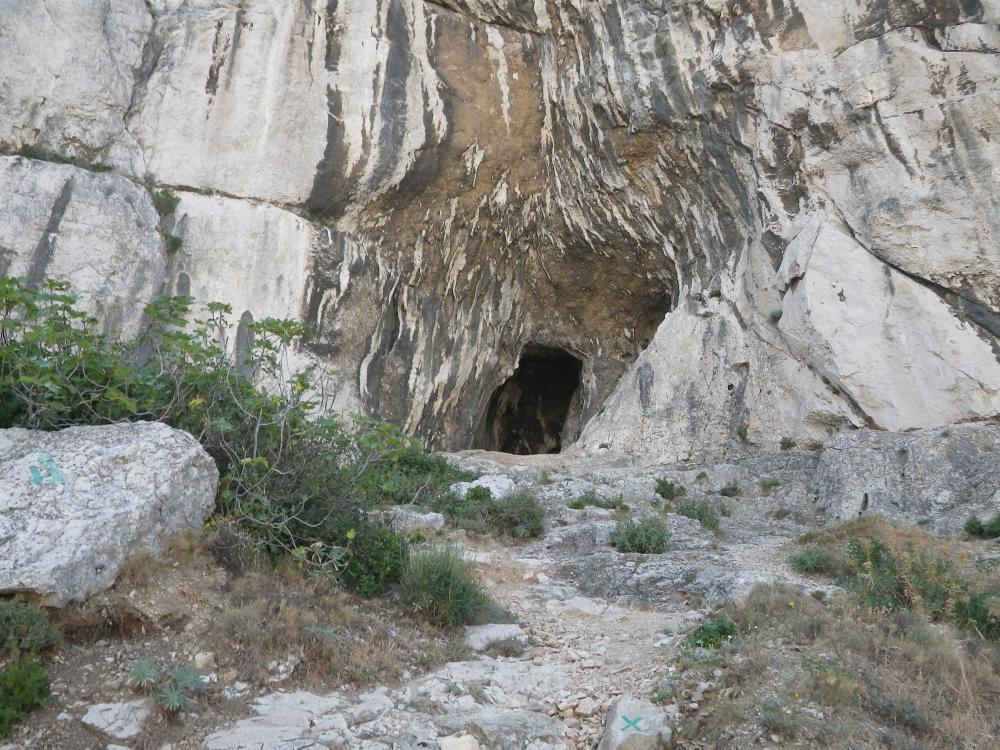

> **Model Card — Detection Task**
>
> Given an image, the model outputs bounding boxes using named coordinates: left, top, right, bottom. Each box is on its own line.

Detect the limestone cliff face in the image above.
left=1, top=0, right=998, bottom=460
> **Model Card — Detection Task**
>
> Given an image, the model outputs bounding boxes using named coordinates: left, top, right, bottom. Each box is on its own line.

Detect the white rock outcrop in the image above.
left=0, top=422, right=218, bottom=605
left=0, top=0, right=996, bottom=460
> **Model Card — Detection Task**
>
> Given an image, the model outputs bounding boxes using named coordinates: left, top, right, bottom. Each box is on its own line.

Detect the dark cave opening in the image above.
left=480, top=345, right=583, bottom=455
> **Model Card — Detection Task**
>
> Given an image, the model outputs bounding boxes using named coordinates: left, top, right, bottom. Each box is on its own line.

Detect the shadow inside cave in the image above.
left=479, top=345, right=582, bottom=455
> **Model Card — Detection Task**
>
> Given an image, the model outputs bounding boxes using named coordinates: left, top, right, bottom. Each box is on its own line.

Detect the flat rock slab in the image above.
left=0, top=422, right=218, bottom=605
left=81, top=699, right=152, bottom=740
left=598, top=694, right=671, bottom=750
left=463, top=623, right=528, bottom=651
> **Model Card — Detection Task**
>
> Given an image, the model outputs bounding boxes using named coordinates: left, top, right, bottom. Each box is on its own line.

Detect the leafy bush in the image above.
left=610, top=517, right=670, bottom=554
left=789, top=546, right=831, bottom=575
left=760, top=478, right=781, bottom=493
left=0, top=657, right=49, bottom=738
left=688, top=615, right=736, bottom=648
left=737, top=425, right=748, bottom=442
left=484, top=490, right=545, bottom=539
left=675, top=499, right=723, bottom=531
left=401, top=547, right=490, bottom=627
left=152, top=189, right=180, bottom=217
left=717, top=482, right=740, bottom=498
left=0, top=601, right=61, bottom=659
left=845, top=536, right=999, bottom=639
left=779, top=437, right=796, bottom=451
left=0, top=278, right=442, bottom=590
left=965, top=514, right=1000, bottom=539
left=654, top=479, right=686, bottom=501
left=568, top=489, right=627, bottom=511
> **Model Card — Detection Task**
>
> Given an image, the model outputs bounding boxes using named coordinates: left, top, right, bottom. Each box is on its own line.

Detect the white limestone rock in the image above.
left=0, top=157, right=165, bottom=338
left=81, top=699, right=153, bottom=740
left=0, top=422, right=218, bottom=604
left=463, top=623, right=528, bottom=652
left=815, top=422, right=1000, bottom=534
left=597, top=694, right=671, bottom=750
left=451, top=474, right=518, bottom=500
left=0, top=0, right=151, bottom=159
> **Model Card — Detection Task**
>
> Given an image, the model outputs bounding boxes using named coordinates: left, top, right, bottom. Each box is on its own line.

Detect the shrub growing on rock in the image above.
left=401, top=547, right=491, bottom=628
left=610, top=517, right=671, bottom=554
left=687, top=615, right=737, bottom=649
left=0, top=657, right=49, bottom=738
left=788, top=546, right=832, bottom=575
left=654, top=479, right=686, bottom=502
left=568, top=489, right=627, bottom=511
left=675, top=499, right=724, bottom=531
left=0, top=601, right=61, bottom=659
left=484, top=490, right=546, bottom=539
left=0, top=278, right=474, bottom=590
left=965, top=514, right=1000, bottom=539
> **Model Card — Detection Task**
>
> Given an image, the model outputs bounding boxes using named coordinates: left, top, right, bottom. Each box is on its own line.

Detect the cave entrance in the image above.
left=481, top=345, right=582, bottom=455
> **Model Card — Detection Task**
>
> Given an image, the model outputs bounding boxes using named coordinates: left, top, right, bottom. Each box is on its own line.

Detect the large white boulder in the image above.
left=0, top=421, right=218, bottom=605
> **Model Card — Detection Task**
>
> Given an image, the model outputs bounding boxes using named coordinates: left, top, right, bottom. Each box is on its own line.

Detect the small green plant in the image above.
left=687, top=615, right=736, bottom=648
left=484, top=490, right=545, bottom=539
left=718, top=482, right=740, bottom=498
left=610, top=517, right=670, bottom=554
left=769, top=309, right=783, bottom=324
left=789, top=546, right=831, bottom=574
left=0, top=601, right=61, bottom=659
left=155, top=685, right=190, bottom=714
left=654, top=479, right=686, bottom=501
left=170, top=665, right=205, bottom=694
left=695, top=471, right=708, bottom=483
left=401, top=547, right=491, bottom=627
left=538, top=469, right=554, bottom=485
left=708, top=289, right=722, bottom=299
left=675, top=499, right=722, bottom=531
left=152, top=189, right=180, bottom=217
left=737, top=425, right=748, bottom=442
left=130, top=659, right=204, bottom=716
left=760, top=478, right=781, bottom=493
left=0, top=657, right=49, bottom=738
left=779, top=437, right=796, bottom=451
left=128, top=659, right=159, bottom=690
left=965, top=514, right=1000, bottom=539
left=568, top=489, right=627, bottom=511
left=759, top=698, right=800, bottom=737
left=166, top=234, right=183, bottom=252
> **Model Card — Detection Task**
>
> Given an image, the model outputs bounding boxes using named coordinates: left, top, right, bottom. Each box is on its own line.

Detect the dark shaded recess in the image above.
left=480, top=345, right=582, bottom=455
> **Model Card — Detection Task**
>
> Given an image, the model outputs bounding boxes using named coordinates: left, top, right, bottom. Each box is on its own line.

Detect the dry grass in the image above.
left=671, top=583, right=1000, bottom=748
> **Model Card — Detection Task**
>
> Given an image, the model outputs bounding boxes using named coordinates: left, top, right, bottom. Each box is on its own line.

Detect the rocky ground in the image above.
left=5, top=442, right=999, bottom=750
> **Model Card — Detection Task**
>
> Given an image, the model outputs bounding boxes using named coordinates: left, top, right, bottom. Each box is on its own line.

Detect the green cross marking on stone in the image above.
left=29, top=452, right=65, bottom=486
left=621, top=716, right=643, bottom=732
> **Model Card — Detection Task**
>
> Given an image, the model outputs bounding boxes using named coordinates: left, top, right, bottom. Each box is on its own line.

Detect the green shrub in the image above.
left=0, top=601, right=61, bottom=659
left=695, top=471, right=708, bottom=483
left=0, top=277, right=436, bottom=585
left=965, top=514, right=1000, bottom=539
left=779, top=437, right=796, bottom=451
left=687, top=615, right=736, bottom=649
left=717, top=482, right=740, bottom=497
left=789, top=546, right=831, bottom=575
left=675, top=499, right=722, bottom=531
left=769, top=309, right=783, bottom=324
left=0, top=657, right=49, bottom=738
left=485, top=490, right=545, bottom=539
left=610, top=517, right=670, bottom=554
left=401, top=547, right=490, bottom=627
left=166, top=234, right=183, bottom=252
left=760, top=478, right=781, bottom=493
left=324, top=515, right=408, bottom=597
left=568, top=489, right=627, bottom=511
left=737, top=425, right=748, bottom=442
left=654, top=479, right=686, bottom=502
left=152, top=189, right=180, bottom=217
left=127, top=658, right=204, bottom=715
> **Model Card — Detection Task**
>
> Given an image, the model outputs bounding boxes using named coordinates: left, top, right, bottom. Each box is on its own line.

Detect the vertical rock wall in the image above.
left=0, top=0, right=997, bottom=460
